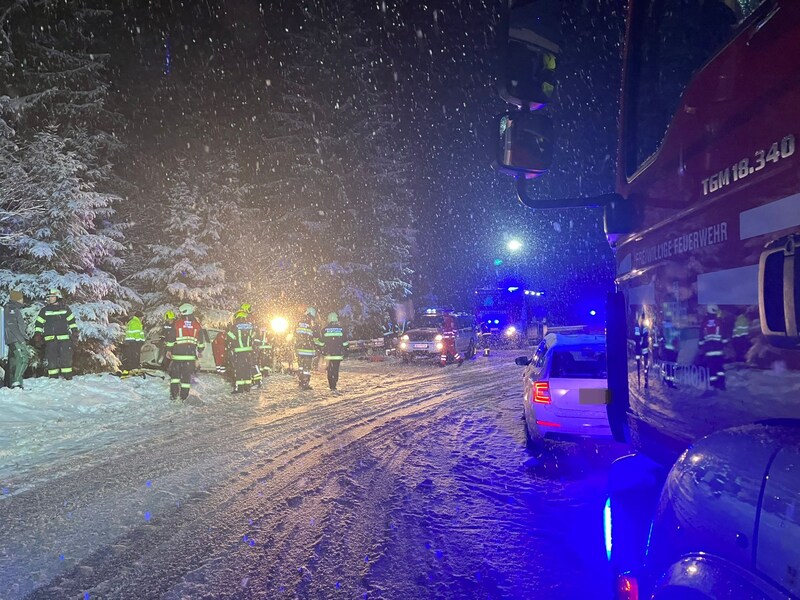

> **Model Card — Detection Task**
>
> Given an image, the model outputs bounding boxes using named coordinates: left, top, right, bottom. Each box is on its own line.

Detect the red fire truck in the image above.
left=497, top=1, right=799, bottom=599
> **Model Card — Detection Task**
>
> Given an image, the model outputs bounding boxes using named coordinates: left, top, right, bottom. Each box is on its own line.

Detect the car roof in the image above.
left=543, top=333, right=605, bottom=347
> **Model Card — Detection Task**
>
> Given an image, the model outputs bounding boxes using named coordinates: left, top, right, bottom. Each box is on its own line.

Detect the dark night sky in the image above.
left=113, top=0, right=623, bottom=322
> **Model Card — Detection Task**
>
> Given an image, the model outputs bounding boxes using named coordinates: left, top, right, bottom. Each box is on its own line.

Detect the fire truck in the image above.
left=496, top=1, right=799, bottom=599
left=474, top=285, right=546, bottom=346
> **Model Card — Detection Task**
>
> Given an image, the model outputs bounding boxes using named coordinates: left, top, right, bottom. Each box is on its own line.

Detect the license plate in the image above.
left=579, top=389, right=609, bottom=405
left=413, top=343, right=428, bottom=349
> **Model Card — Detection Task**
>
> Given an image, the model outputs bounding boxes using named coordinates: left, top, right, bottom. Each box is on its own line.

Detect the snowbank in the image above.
left=0, top=372, right=229, bottom=492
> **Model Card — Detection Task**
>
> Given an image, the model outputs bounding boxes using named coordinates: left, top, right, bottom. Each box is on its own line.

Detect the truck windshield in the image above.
left=626, top=0, right=763, bottom=173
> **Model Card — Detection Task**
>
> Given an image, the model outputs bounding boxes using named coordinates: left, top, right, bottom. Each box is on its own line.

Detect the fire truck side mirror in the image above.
left=499, top=0, right=562, bottom=110
left=758, top=234, right=799, bottom=348
left=494, top=110, right=554, bottom=177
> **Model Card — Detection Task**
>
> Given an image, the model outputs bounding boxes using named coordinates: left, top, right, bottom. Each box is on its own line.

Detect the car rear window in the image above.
left=550, top=347, right=607, bottom=379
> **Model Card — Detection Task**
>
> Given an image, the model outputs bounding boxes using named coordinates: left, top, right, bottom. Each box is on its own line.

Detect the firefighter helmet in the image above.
left=241, top=303, right=253, bottom=314
left=327, top=312, right=338, bottom=323
left=179, top=303, right=194, bottom=316
left=707, top=304, right=719, bottom=315
left=164, top=309, right=176, bottom=320
left=235, top=310, right=248, bottom=320
left=306, top=306, right=317, bottom=318
left=48, top=288, right=63, bottom=299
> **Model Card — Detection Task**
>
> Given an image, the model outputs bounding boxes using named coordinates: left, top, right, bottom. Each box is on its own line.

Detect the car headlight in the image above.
left=436, top=342, right=444, bottom=350
left=400, top=342, right=407, bottom=349
left=505, top=326, right=517, bottom=337
left=402, top=334, right=409, bottom=341
left=435, top=334, right=443, bottom=341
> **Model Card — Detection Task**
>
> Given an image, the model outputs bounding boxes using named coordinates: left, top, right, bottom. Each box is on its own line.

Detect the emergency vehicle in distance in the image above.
left=496, top=1, right=800, bottom=599
left=473, top=285, right=546, bottom=346
left=397, top=308, right=477, bottom=366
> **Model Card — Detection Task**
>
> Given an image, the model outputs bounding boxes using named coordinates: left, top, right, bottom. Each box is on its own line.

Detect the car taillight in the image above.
left=616, top=573, right=639, bottom=600
left=533, top=381, right=551, bottom=404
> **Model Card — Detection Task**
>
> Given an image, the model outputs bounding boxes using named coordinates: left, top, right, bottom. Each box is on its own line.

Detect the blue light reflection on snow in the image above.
left=603, top=496, right=612, bottom=561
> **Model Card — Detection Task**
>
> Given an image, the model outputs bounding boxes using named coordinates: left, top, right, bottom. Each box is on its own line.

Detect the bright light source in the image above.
left=507, top=239, right=523, bottom=252
left=507, top=286, right=519, bottom=292
left=505, top=326, right=517, bottom=337
left=402, top=334, right=409, bottom=341
left=271, top=316, right=289, bottom=334
left=604, top=497, right=612, bottom=560
left=435, top=334, right=443, bottom=341
left=590, top=310, right=597, bottom=316
left=400, top=342, right=407, bottom=349
left=494, top=319, right=500, bottom=325
left=436, top=342, right=444, bottom=350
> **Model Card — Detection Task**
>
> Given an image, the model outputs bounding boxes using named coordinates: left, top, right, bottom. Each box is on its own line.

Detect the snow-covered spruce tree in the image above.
left=0, top=128, right=136, bottom=368
left=0, top=1, right=136, bottom=370
left=135, top=157, right=228, bottom=327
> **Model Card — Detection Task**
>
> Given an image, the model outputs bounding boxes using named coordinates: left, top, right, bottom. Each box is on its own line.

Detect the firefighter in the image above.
left=439, top=313, right=463, bottom=367
left=165, top=303, right=204, bottom=400
left=699, top=305, right=726, bottom=390
left=158, top=310, right=176, bottom=370
left=33, top=289, right=78, bottom=380
left=381, top=315, right=397, bottom=355
left=732, top=312, right=750, bottom=363
left=121, top=311, right=145, bottom=375
left=227, top=309, right=256, bottom=393
left=255, top=324, right=275, bottom=377
left=212, top=326, right=228, bottom=374
left=478, top=319, right=492, bottom=356
left=318, top=312, right=349, bottom=391
left=295, top=307, right=318, bottom=390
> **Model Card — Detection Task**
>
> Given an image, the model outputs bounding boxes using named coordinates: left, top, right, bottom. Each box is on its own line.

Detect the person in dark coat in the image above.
left=158, top=309, right=177, bottom=370
left=4, top=290, right=29, bottom=389
left=33, top=289, right=78, bottom=379
left=318, top=312, right=349, bottom=391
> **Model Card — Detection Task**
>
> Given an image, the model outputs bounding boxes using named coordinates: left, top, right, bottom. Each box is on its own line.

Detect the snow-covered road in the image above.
left=1, top=352, right=625, bottom=599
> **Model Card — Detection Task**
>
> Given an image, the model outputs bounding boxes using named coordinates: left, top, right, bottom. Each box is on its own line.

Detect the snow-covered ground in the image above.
left=1, top=352, right=626, bottom=599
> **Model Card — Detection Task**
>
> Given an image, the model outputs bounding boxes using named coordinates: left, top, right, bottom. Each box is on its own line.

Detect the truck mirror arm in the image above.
left=516, top=177, right=623, bottom=210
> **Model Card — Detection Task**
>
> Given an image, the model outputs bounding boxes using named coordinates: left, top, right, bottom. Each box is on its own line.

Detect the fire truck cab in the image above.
left=496, top=1, right=800, bottom=598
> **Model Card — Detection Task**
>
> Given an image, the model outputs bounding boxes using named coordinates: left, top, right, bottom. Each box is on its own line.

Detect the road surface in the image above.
left=1, top=352, right=624, bottom=599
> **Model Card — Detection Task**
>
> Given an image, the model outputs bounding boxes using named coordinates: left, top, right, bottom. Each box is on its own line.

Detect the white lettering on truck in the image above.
left=633, top=222, right=728, bottom=267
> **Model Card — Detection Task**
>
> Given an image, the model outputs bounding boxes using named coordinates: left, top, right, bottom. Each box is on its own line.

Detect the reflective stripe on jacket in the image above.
left=295, top=318, right=318, bottom=356
left=125, top=316, right=146, bottom=341
left=34, top=301, right=78, bottom=341
left=165, top=317, right=204, bottom=360
left=227, top=321, right=255, bottom=353
left=318, top=323, right=349, bottom=360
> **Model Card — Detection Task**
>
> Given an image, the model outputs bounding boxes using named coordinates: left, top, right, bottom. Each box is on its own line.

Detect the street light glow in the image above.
left=507, top=239, right=523, bottom=252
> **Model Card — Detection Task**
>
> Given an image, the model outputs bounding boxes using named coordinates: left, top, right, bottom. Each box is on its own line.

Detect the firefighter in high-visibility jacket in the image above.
left=699, top=305, right=726, bottom=390
left=732, top=312, right=751, bottom=363
left=295, top=307, right=319, bottom=390
left=227, top=310, right=256, bottom=393
left=317, top=312, right=349, bottom=391
left=33, top=289, right=78, bottom=379
left=165, top=303, right=204, bottom=400
left=121, top=311, right=145, bottom=375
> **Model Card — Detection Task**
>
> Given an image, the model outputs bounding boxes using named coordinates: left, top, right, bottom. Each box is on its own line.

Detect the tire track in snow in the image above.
left=7, top=355, right=616, bottom=599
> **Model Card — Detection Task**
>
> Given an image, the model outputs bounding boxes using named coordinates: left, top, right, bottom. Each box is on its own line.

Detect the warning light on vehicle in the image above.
left=590, top=310, right=597, bottom=316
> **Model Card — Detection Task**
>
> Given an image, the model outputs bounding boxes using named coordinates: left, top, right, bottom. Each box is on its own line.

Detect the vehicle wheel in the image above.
left=465, top=339, right=476, bottom=359
left=523, top=416, right=544, bottom=452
